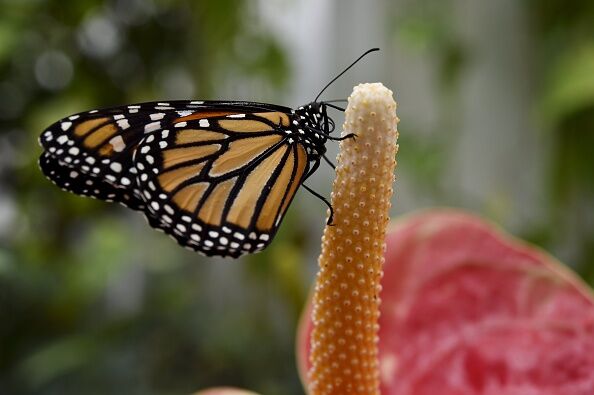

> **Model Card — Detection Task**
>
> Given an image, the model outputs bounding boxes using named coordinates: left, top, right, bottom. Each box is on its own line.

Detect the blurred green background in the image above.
left=1, top=0, right=593, bottom=394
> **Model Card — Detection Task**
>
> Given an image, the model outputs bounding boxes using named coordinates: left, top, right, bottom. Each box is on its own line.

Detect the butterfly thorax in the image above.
left=292, top=102, right=331, bottom=160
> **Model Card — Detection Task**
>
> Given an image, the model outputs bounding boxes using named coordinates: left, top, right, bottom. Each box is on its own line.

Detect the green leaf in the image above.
left=541, top=42, right=594, bottom=124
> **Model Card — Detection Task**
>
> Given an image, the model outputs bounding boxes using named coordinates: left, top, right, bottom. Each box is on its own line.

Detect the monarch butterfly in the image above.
left=39, top=49, right=379, bottom=258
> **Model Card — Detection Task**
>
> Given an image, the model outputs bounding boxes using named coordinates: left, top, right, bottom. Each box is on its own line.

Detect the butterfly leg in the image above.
left=322, top=153, right=336, bottom=169
left=302, top=183, right=335, bottom=226
left=326, top=133, right=357, bottom=141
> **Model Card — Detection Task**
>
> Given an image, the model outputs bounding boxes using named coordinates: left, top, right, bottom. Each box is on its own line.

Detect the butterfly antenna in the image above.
left=314, top=47, right=380, bottom=103
left=325, top=102, right=346, bottom=112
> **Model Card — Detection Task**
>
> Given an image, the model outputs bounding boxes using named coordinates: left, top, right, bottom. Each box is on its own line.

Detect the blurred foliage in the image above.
left=531, top=0, right=594, bottom=284
left=393, top=0, right=594, bottom=284
left=0, top=0, right=306, bottom=394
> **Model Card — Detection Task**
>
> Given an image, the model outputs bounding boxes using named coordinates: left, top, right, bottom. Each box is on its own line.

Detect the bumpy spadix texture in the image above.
left=308, top=83, right=399, bottom=394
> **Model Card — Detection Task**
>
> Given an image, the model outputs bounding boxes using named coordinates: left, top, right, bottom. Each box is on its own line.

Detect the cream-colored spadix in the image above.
left=308, top=83, right=399, bottom=395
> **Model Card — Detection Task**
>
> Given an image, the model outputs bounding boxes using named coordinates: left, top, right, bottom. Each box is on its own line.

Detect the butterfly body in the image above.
left=39, top=100, right=334, bottom=257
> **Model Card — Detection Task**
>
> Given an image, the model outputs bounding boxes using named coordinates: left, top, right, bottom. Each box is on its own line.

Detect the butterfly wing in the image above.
left=40, top=101, right=311, bottom=257
left=134, top=111, right=310, bottom=257
left=38, top=101, right=213, bottom=198
left=39, top=152, right=146, bottom=210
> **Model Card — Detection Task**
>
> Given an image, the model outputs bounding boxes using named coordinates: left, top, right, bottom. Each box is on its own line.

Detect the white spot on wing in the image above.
left=144, top=121, right=161, bottom=133
left=109, top=135, right=126, bottom=152
left=117, top=119, right=130, bottom=130
left=57, top=135, right=68, bottom=145
left=199, top=119, right=209, bottom=127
